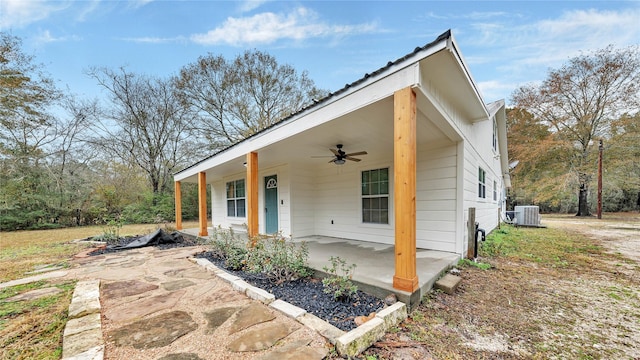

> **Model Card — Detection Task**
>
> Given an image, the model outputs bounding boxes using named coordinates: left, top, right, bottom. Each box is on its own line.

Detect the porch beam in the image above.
left=198, top=171, right=208, bottom=237
left=175, top=181, right=182, bottom=230
left=247, top=152, right=259, bottom=239
left=393, top=87, right=419, bottom=292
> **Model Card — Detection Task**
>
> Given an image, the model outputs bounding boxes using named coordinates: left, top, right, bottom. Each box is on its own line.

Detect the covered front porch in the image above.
left=181, top=228, right=459, bottom=308
left=174, top=31, right=486, bottom=300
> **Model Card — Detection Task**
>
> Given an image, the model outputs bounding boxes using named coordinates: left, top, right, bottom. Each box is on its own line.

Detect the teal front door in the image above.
left=264, top=175, right=278, bottom=234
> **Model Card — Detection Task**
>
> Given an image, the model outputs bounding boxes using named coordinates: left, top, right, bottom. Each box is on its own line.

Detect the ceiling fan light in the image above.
left=334, top=159, right=346, bottom=165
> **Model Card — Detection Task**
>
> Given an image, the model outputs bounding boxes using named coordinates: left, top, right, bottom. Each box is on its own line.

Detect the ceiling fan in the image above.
left=317, top=144, right=368, bottom=165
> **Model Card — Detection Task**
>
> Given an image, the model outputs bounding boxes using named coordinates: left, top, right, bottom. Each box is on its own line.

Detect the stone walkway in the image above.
left=65, top=246, right=329, bottom=359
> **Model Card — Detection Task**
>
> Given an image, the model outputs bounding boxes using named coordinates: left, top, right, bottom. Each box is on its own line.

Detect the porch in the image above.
left=181, top=228, right=459, bottom=309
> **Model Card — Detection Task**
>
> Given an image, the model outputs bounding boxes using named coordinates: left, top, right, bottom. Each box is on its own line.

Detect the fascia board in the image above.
left=446, top=35, right=490, bottom=121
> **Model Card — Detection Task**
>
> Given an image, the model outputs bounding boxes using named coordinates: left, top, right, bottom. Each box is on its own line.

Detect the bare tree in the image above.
left=175, top=50, right=327, bottom=148
left=88, top=67, right=193, bottom=196
left=512, top=45, right=640, bottom=216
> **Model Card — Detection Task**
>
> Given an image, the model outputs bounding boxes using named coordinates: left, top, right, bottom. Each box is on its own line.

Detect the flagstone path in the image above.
left=64, top=246, right=330, bottom=359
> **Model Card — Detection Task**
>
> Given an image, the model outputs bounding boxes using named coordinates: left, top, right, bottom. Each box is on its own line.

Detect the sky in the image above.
left=2, top=0, right=640, bottom=106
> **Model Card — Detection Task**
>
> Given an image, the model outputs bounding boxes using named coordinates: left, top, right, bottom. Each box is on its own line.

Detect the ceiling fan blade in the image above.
left=311, top=155, right=332, bottom=158
left=330, top=148, right=340, bottom=156
left=345, top=151, right=367, bottom=156
left=328, top=158, right=337, bottom=163
left=345, top=156, right=361, bottom=162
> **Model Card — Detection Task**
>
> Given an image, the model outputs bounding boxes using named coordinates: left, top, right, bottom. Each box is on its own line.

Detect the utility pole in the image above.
left=597, top=139, right=603, bottom=219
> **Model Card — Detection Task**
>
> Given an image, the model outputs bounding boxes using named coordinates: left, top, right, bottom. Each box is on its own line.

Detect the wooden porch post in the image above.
left=393, top=87, right=419, bottom=292
left=198, top=172, right=208, bottom=236
left=247, top=152, right=259, bottom=240
left=175, top=181, right=182, bottom=230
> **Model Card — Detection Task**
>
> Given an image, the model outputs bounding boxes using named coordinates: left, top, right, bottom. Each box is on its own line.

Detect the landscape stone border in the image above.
left=62, top=279, right=104, bottom=360
left=190, top=257, right=408, bottom=357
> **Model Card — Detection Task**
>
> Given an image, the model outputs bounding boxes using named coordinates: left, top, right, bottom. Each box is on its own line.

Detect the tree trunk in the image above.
left=576, top=184, right=591, bottom=216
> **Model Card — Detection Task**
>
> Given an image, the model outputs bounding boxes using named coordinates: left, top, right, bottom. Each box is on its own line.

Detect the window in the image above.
left=362, top=168, right=389, bottom=224
left=493, top=180, right=498, bottom=201
left=226, top=179, right=245, bottom=217
left=492, top=118, right=498, bottom=151
left=478, top=167, right=486, bottom=199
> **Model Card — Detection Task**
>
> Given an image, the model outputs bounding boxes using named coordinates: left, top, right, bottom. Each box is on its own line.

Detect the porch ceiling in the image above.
left=179, top=96, right=452, bottom=183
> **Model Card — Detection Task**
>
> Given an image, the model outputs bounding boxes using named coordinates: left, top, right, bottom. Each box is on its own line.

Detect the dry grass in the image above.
left=0, top=221, right=199, bottom=359
left=0, top=280, right=76, bottom=360
left=364, top=218, right=640, bottom=360
left=0, top=221, right=199, bottom=283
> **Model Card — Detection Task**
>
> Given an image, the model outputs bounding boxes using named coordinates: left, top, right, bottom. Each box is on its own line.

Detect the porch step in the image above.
left=434, top=274, right=461, bottom=295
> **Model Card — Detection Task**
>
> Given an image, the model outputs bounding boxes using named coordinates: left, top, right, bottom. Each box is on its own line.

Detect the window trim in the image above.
left=361, top=167, right=390, bottom=225
left=226, top=178, right=246, bottom=218
left=478, top=167, right=486, bottom=199
left=493, top=180, right=498, bottom=202
left=492, top=118, right=498, bottom=151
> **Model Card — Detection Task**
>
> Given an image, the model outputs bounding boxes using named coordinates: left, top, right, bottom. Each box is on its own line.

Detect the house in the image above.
left=173, top=30, right=509, bottom=295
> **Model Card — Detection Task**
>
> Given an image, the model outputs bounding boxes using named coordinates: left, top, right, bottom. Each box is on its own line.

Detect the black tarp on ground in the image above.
left=107, top=229, right=185, bottom=250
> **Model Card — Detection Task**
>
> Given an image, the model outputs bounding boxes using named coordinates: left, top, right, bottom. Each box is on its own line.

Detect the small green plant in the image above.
left=244, top=232, right=312, bottom=283
left=458, top=258, right=492, bottom=270
left=207, top=226, right=248, bottom=270
left=93, top=217, right=122, bottom=243
left=322, top=256, right=358, bottom=302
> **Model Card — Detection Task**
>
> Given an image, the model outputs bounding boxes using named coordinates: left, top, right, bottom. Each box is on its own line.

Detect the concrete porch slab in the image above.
left=295, top=236, right=459, bottom=309
left=180, top=229, right=458, bottom=309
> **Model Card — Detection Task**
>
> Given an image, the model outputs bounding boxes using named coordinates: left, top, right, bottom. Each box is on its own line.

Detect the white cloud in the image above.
left=122, top=36, right=187, bottom=44
left=190, top=7, right=380, bottom=46
left=34, top=30, right=81, bottom=44
left=477, top=80, right=521, bottom=103
left=0, top=0, right=69, bottom=30
left=76, top=0, right=102, bottom=22
left=130, top=0, right=154, bottom=9
left=466, top=6, right=640, bottom=98
left=476, top=8, right=640, bottom=68
left=238, top=0, right=268, bottom=13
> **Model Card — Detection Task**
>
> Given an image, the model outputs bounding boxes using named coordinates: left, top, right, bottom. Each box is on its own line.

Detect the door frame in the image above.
left=264, top=174, right=279, bottom=234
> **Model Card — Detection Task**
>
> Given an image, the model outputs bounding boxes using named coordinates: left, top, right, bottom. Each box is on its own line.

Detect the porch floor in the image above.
left=295, top=235, right=460, bottom=308
left=182, top=228, right=459, bottom=309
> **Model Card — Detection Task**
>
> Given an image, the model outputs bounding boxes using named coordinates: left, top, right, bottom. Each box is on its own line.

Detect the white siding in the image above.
left=313, top=156, right=395, bottom=244
left=210, top=165, right=293, bottom=236
left=290, top=165, right=317, bottom=238
left=459, top=116, right=505, bottom=253
left=416, top=143, right=457, bottom=252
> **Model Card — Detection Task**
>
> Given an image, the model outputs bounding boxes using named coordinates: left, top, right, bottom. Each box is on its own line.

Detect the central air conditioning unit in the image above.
left=514, top=205, right=541, bottom=227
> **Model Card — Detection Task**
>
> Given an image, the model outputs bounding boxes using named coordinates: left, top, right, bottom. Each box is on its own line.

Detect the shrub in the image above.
left=244, top=233, right=312, bottom=283
left=322, top=256, right=358, bottom=302
left=92, top=217, right=122, bottom=243
left=207, top=226, right=248, bottom=270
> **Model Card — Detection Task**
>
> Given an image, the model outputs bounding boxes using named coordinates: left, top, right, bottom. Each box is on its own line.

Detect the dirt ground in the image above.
left=362, top=213, right=640, bottom=360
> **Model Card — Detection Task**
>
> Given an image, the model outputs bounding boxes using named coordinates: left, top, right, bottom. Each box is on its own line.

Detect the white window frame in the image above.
left=493, top=180, right=497, bottom=201
left=492, top=118, right=498, bottom=151
left=478, top=167, right=486, bottom=199
left=361, top=167, right=390, bottom=225
left=226, top=179, right=246, bottom=218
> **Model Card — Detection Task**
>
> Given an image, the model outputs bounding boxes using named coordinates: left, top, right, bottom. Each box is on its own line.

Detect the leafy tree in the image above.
left=512, top=45, right=640, bottom=216
left=0, top=32, right=63, bottom=229
left=506, top=108, right=576, bottom=212
left=606, top=112, right=640, bottom=211
left=175, top=50, right=327, bottom=149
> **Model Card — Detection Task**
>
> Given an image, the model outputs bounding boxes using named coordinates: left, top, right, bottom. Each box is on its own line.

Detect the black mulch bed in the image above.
left=195, top=250, right=384, bottom=332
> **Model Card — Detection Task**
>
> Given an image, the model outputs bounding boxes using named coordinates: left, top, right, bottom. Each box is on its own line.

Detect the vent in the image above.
left=514, top=206, right=540, bottom=227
